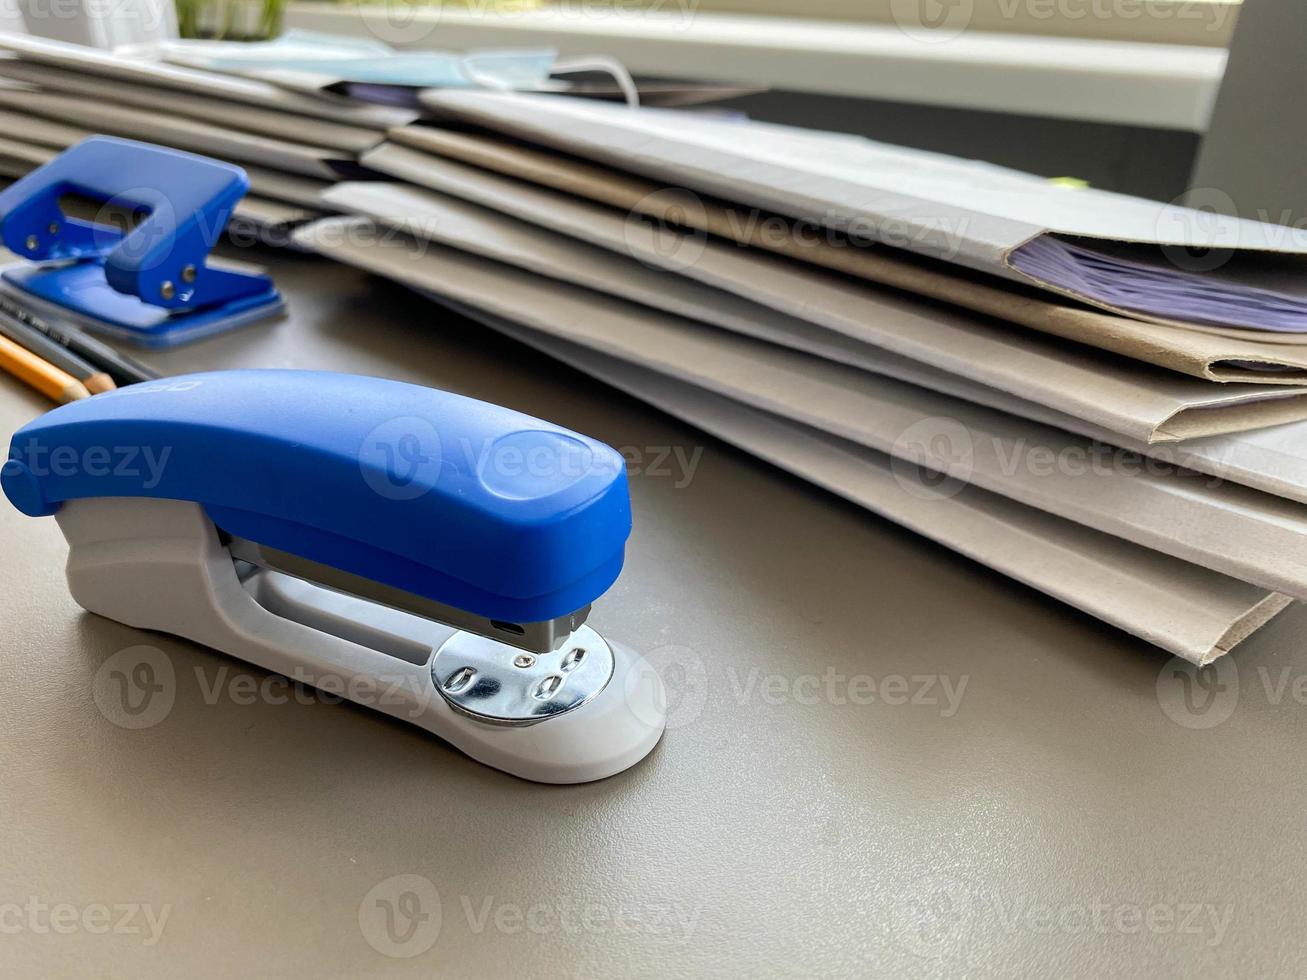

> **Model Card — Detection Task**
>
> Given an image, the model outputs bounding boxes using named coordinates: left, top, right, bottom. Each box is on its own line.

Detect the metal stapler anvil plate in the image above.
left=1, top=370, right=667, bottom=782
left=0, top=136, right=284, bottom=348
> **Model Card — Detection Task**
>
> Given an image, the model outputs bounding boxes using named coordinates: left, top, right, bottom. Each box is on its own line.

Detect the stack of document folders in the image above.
left=8, top=30, right=1307, bottom=665
left=292, top=91, right=1307, bottom=665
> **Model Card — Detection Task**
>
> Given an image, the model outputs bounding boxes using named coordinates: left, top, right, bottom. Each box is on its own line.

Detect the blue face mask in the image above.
left=153, top=30, right=558, bottom=90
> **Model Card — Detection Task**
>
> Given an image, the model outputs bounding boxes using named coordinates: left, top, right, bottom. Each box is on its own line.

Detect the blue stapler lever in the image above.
left=2, top=370, right=666, bottom=782
left=0, top=136, right=284, bottom=348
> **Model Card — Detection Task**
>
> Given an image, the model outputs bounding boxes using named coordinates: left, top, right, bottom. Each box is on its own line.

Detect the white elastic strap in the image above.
left=550, top=54, right=641, bottom=109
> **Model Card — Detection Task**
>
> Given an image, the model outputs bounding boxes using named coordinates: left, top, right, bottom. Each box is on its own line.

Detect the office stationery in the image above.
left=336, top=161, right=1307, bottom=444
left=0, top=135, right=55, bottom=178
left=0, top=89, right=360, bottom=180
left=0, top=294, right=158, bottom=387
left=0, top=59, right=387, bottom=154
left=354, top=190, right=1307, bottom=509
left=419, top=90, right=1307, bottom=333
left=0, top=125, right=330, bottom=213
left=450, top=313, right=1295, bottom=666
left=227, top=196, right=321, bottom=238
left=384, top=125, right=1307, bottom=379
left=0, top=32, right=417, bottom=129
left=0, top=309, right=113, bottom=393
left=0, top=147, right=326, bottom=233
left=0, top=137, right=285, bottom=348
left=1, top=369, right=667, bottom=782
left=303, top=187, right=1307, bottom=509
left=293, top=218, right=1307, bottom=599
left=0, top=332, right=89, bottom=403
left=229, top=165, right=333, bottom=211
left=0, top=107, right=87, bottom=150
left=318, top=180, right=837, bottom=351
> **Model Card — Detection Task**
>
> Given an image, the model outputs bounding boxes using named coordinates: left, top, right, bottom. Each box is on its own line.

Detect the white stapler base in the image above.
left=56, top=497, right=667, bottom=784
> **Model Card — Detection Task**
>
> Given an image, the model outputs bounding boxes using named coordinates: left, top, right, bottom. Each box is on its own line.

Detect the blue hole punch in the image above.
left=0, top=136, right=285, bottom=348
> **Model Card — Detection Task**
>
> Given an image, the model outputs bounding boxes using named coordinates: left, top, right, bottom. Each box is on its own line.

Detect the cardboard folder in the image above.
left=302, top=217, right=1299, bottom=663
left=341, top=157, right=1307, bottom=445
left=0, top=110, right=330, bottom=210
left=487, top=321, right=1293, bottom=666
left=292, top=216, right=1307, bottom=603
left=418, top=90, right=1307, bottom=335
left=386, top=124, right=1307, bottom=379
left=0, top=59, right=386, bottom=155
left=0, top=31, right=416, bottom=129
left=315, top=179, right=1307, bottom=505
left=0, top=88, right=361, bottom=180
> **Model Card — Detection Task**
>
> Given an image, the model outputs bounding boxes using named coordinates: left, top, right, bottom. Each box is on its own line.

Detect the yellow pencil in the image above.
left=0, top=332, right=91, bottom=404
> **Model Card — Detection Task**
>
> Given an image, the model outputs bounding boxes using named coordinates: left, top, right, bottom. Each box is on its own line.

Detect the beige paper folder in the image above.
left=322, top=179, right=1307, bottom=506
left=418, top=90, right=1307, bottom=335
left=364, top=282, right=1299, bottom=664
left=0, top=106, right=86, bottom=149
left=0, top=88, right=354, bottom=180
left=0, top=137, right=316, bottom=232
left=0, top=59, right=385, bottom=155
left=292, top=216, right=1307, bottom=602
left=343, top=154, right=1307, bottom=445
left=0, top=120, right=330, bottom=211
left=387, top=125, right=1307, bottom=380
left=320, top=179, right=857, bottom=355
left=503, top=325, right=1295, bottom=665
left=0, top=135, right=54, bottom=176
left=0, top=31, right=415, bottom=129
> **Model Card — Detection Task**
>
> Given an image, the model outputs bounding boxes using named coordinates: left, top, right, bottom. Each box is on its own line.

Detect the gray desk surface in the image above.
left=3, top=250, right=1307, bottom=979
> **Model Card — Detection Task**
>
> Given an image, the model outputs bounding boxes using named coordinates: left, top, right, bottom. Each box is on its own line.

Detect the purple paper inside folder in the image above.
left=1009, top=236, right=1307, bottom=332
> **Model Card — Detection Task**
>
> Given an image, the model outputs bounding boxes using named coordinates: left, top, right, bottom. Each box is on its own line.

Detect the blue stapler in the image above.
left=0, top=136, right=284, bottom=348
left=2, top=370, right=667, bottom=782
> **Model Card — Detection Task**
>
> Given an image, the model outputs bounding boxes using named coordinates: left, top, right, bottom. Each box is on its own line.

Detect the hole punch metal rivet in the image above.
left=160, top=281, right=175, bottom=300
left=24, top=235, right=36, bottom=251
left=513, top=654, right=536, bottom=669
left=47, top=222, right=58, bottom=234
left=181, top=264, right=197, bottom=283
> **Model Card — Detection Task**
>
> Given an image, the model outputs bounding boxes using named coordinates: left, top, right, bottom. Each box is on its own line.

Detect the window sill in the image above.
left=287, top=4, right=1227, bottom=131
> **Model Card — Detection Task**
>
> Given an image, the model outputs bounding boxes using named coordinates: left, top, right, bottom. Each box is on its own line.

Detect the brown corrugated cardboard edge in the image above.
left=386, top=125, right=1307, bottom=383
